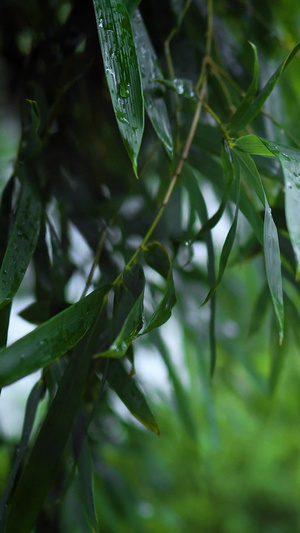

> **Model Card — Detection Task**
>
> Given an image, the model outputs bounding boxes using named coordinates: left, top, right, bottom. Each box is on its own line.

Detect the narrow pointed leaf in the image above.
left=0, top=285, right=111, bottom=388
left=249, top=283, right=270, bottom=337
left=155, top=78, right=196, bottom=99
left=229, top=42, right=259, bottom=129
left=233, top=149, right=265, bottom=205
left=141, top=242, right=176, bottom=334
left=234, top=134, right=273, bottom=156
left=0, top=179, right=41, bottom=310
left=106, top=359, right=160, bottom=434
left=99, top=291, right=144, bottom=358
left=0, top=380, right=45, bottom=530
left=228, top=42, right=300, bottom=130
left=78, top=438, right=99, bottom=533
left=4, top=290, right=108, bottom=533
left=261, top=140, right=300, bottom=279
left=131, top=10, right=174, bottom=159
left=92, top=0, right=144, bottom=176
left=264, top=205, right=284, bottom=344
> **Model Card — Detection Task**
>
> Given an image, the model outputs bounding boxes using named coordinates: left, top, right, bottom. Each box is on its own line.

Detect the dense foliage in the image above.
left=1, top=0, right=300, bottom=530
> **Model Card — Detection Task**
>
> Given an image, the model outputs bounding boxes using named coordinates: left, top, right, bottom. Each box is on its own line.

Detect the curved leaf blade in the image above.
left=131, top=10, right=174, bottom=159
left=106, top=359, right=160, bottom=434
left=0, top=179, right=41, bottom=310
left=92, top=0, right=144, bottom=176
left=0, top=285, right=111, bottom=388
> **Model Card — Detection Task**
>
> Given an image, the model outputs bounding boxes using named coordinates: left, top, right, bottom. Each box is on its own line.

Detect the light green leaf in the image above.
left=233, top=148, right=265, bottom=206
left=0, top=285, right=111, bottom=388
left=131, top=10, right=173, bottom=159
left=229, top=42, right=259, bottom=130
left=234, top=134, right=274, bottom=156
left=0, top=179, right=41, bottom=311
left=106, top=359, right=160, bottom=434
left=92, top=0, right=144, bottom=177
left=228, top=42, right=300, bottom=130
left=261, top=140, right=300, bottom=279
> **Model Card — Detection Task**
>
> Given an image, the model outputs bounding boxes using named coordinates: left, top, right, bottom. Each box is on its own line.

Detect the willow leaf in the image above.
left=0, top=285, right=111, bottom=388
left=228, top=42, right=300, bottom=130
left=106, top=359, right=160, bottom=434
left=92, top=0, right=144, bottom=176
left=131, top=10, right=173, bottom=159
left=0, top=179, right=41, bottom=311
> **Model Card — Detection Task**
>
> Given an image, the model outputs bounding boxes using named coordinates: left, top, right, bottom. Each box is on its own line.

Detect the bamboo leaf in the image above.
left=260, top=140, right=300, bottom=279
left=0, top=179, right=41, bottom=311
left=234, top=134, right=273, bottom=156
left=155, top=77, right=196, bottom=99
left=106, top=359, right=160, bottom=434
left=141, top=242, right=176, bottom=334
left=92, top=0, right=144, bottom=177
left=233, top=149, right=265, bottom=206
left=264, top=205, right=284, bottom=344
left=0, top=380, right=45, bottom=531
left=229, top=42, right=259, bottom=130
left=4, top=290, right=108, bottom=533
left=77, top=437, right=99, bottom=533
left=0, top=285, right=111, bottom=388
left=131, top=10, right=174, bottom=159
left=228, top=42, right=300, bottom=130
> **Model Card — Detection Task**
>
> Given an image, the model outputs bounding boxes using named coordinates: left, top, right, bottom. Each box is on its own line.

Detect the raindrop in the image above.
left=118, top=82, right=130, bottom=98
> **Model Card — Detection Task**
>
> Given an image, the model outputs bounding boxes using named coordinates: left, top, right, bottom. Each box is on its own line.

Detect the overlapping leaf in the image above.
left=106, top=359, right=160, bottom=434
left=0, top=285, right=111, bottom=388
left=131, top=10, right=174, bottom=159
left=92, top=0, right=144, bottom=177
left=228, top=42, right=300, bottom=130
left=0, top=178, right=41, bottom=311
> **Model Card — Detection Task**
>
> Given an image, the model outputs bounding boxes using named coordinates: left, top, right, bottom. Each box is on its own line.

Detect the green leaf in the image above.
left=92, top=0, right=144, bottom=177
left=0, top=379, right=45, bottom=530
left=0, top=285, right=111, bottom=388
left=264, top=205, right=284, bottom=344
left=193, top=144, right=234, bottom=240
left=25, top=99, right=41, bottom=132
left=229, top=42, right=259, bottom=130
left=106, top=359, right=160, bottom=434
left=4, top=291, right=108, bottom=533
left=131, top=10, right=173, bottom=159
left=234, top=134, right=274, bottom=156
left=141, top=242, right=176, bottom=334
left=228, top=42, right=300, bottom=130
left=261, top=140, right=300, bottom=279
left=0, top=179, right=41, bottom=311
left=77, top=437, right=99, bottom=533
left=99, top=290, right=144, bottom=358
left=233, top=149, right=265, bottom=206
left=202, top=152, right=240, bottom=305
left=154, top=78, right=196, bottom=99
left=249, top=283, right=270, bottom=337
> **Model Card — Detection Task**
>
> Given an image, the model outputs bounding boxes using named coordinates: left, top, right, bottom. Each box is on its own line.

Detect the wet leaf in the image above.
left=92, top=0, right=144, bottom=177
left=106, top=359, right=160, bottom=434
left=0, top=285, right=111, bottom=388
left=131, top=10, right=173, bottom=159
left=155, top=77, right=196, bottom=99
left=0, top=179, right=41, bottom=311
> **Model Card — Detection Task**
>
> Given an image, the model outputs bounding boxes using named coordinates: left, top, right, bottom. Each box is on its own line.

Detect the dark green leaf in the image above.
left=155, top=78, right=196, bottom=99
left=233, top=149, right=265, bottom=206
left=92, top=0, right=144, bottom=177
left=106, top=359, right=160, bottom=434
left=141, top=242, right=176, bottom=334
left=264, top=205, right=284, bottom=344
left=25, top=99, right=41, bottom=132
left=228, top=42, right=259, bottom=130
left=0, top=285, right=111, bottom=388
left=77, top=437, right=99, bottom=533
left=0, top=380, right=45, bottom=530
left=0, top=179, right=41, bottom=310
left=131, top=10, right=174, bottom=159
left=4, top=289, right=108, bottom=533
left=228, top=42, right=300, bottom=130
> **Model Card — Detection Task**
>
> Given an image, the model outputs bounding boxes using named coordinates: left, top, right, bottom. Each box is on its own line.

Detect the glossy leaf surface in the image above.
left=93, top=0, right=144, bottom=176
left=0, top=179, right=41, bottom=311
